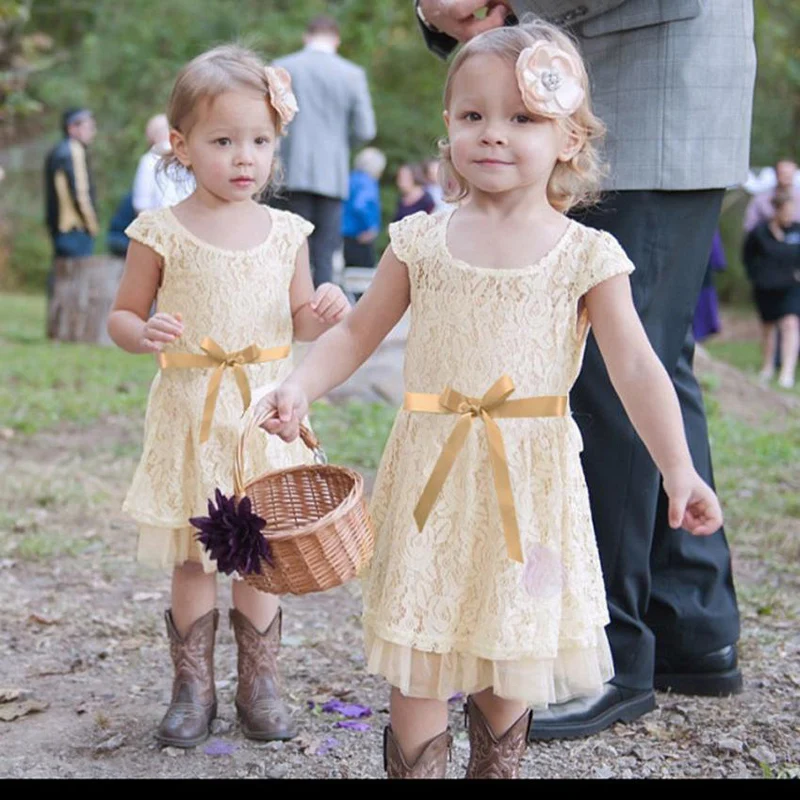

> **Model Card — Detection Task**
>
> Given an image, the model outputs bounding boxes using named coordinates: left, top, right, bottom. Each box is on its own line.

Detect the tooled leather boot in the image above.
left=230, top=607, right=296, bottom=741
left=384, top=725, right=452, bottom=779
left=156, top=608, right=218, bottom=748
left=464, top=695, right=531, bottom=779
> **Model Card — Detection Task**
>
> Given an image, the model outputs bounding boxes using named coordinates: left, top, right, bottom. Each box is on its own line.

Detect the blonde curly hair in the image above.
left=439, top=19, right=606, bottom=212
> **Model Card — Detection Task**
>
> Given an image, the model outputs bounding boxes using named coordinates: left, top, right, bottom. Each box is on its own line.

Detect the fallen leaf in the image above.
left=316, top=737, right=339, bottom=756
left=295, top=733, right=322, bottom=755
left=94, top=733, right=126, bottom=753
left=0, top=688, right=31, bottom=703
left=27, top=613, right=60, bottom=626
left=0, top=699, right=49, bottom=721
left=320, top=699, right=371, bottom=718
left=334, top=721, right=370, bottom=732
left=204, top=739, right=237, bottom=756
left=132, top=592, right=162, bottom=602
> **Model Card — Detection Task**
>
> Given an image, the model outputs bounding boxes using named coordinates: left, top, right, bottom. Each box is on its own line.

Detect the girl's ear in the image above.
left=170, top=129, right=191, bottom=168
left=443, top=109, right=450, bottom=128
left=557, top=129, right=585, bottom=163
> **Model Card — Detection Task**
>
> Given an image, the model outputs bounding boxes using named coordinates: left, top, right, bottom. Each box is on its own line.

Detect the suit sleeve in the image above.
left=349, top=67, right=377, bottom=146
left=506, top=1, right=627, bottom=26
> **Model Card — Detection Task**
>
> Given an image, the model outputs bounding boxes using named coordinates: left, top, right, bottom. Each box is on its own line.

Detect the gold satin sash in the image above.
left=404, top=375, right=567, bottom=563
left=159, top=337, right=290, bottom=443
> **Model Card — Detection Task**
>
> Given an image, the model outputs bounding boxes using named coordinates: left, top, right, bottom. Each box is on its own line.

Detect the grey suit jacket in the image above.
left=275, top=47, right=376, bottom=200
left=423, top=1, right=756, bottom=191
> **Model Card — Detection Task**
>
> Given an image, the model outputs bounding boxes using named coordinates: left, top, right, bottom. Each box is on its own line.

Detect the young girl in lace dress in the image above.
left=258, top=21, right=723, bottom=779
left=107, top=45, right=349, bottom=749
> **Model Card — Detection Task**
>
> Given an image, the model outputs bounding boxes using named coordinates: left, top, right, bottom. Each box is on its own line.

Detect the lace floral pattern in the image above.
left=122, top=207, right=315, bottom=573
left=361, top=209, right=634, bottom=705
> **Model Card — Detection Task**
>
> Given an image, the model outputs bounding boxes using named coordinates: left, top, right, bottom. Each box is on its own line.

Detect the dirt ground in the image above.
left=1, top=354, right=798, bottom=779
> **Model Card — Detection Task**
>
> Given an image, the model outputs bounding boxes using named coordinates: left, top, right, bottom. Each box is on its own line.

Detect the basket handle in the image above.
left=234, top=405, right=327, bottom=497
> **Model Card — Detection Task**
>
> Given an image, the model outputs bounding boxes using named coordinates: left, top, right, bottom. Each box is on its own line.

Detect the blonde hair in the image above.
left=439, top=19, right=606, bottom=212
left=162, top=44, right=285, bottom=191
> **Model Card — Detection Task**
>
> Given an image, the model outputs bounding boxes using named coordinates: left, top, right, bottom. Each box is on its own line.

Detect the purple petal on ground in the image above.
left=316, top=736, right=340, bottom=756
left=320, top=699, right=372, bottom=718
left=334, top=721, right=370, bottom=732
left=307, top=700, right=316, bottom=711
left=204, top=739, right=237, bottom=756
left=448, top=693, right=464, bottom=702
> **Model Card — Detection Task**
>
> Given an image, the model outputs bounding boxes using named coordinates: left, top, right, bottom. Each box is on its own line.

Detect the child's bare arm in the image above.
left=586, top=274, right=723, bottom=535
left=289, top=240, right=350, bottom=341
left=107, top=240, right=183, bottom=354
left=258, top=245, right=411, bottom=441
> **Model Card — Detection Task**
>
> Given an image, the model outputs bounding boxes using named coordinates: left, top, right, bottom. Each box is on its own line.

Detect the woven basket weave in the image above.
left=232, top=406, right=374, bottom=595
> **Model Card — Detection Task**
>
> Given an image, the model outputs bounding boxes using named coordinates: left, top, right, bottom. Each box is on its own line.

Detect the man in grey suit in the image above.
left=273, top=16, right=377, bottom=286
left=416, top=0, right=756, bottom=738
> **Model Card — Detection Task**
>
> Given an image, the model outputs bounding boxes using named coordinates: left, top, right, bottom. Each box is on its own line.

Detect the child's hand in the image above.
left=141, top=312, right=183, bottom=353
left=309, top=283, right=350, bottom=325
left=255, top=381, right=309, bottom=443
left=663, top=469, right=723, bottom=536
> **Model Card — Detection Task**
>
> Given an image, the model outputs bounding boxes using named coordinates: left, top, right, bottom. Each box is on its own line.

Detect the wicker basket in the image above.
left=231, top=405, right=375, bottom=595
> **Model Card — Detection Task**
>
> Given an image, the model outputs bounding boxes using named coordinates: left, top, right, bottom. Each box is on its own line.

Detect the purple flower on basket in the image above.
left=189, top=489, right=273, bottom=576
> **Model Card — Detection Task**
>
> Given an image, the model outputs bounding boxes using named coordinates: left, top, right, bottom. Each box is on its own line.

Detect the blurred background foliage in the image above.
left=0, top=0, right=797, bottom=300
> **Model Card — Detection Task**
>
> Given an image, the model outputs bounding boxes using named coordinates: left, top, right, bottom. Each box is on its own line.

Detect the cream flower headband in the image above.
left=264, top=65, right=298, bottom=133
left=515, top=41, right=585, bottom=118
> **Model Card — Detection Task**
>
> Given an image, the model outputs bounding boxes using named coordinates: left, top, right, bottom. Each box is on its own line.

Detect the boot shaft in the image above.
left=384, top=726, right=452, bottom=779
left=165, top=608, right=218, bottom=707
left=465, top=696, right=531, bottom=779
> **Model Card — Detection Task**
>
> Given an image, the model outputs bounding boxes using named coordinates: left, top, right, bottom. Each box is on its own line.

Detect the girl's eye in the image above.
left=514, top=114, right=532, bottom=124
left=464, top=111, right=481, bottom=122
left=255, top=137, right=270, bottom=145
left=215, top=137, right=232, bottom=146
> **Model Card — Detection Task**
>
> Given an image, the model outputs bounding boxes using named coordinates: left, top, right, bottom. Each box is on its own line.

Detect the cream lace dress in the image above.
left=122, top=206, right=315, bottom=574
left=362, top=209, right=635, bottom=708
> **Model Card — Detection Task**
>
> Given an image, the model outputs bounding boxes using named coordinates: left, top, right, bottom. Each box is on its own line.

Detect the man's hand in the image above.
left=419, top=0, right=511, bottom=42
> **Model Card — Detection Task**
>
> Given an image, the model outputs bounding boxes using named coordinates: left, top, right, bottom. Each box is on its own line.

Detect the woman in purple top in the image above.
left=692, top=230, right=726, bottom=342
left=393, top=162, right=436, bottom=222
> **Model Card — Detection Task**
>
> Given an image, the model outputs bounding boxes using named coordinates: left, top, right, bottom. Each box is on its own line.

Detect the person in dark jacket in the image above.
left=44, top=107, right=99, bottom=298
left=743, top=189, right=800, bottom=389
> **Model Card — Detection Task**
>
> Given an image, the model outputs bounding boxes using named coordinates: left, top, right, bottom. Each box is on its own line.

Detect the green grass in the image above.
left=0, top=292, right=397, bottom=468
left=705, top=338, right=800, bottom=396
left=0, top=294, right=158, bottom=433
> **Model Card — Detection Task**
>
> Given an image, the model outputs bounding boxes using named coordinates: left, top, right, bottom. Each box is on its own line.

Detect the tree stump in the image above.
left=46, top=255, right=125, bottom=345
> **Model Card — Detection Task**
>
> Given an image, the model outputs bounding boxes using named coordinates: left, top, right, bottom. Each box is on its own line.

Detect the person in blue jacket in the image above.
left=342, top=147, right=386, bottom=269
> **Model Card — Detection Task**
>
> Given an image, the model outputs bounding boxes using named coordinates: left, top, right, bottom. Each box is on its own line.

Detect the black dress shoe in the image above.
left=654, top=644, right=743, bottom=696
left=528, top=684, right=656, bottom=741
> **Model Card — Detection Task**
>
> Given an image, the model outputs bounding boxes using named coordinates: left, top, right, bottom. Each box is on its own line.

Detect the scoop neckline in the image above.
left=165, top=205, right=278, bottom=255
left=440, top=206, right=576, bottom=275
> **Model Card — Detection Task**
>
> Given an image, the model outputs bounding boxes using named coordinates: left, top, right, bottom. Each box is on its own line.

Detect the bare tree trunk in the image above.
left=46, top=255, right=124, bottom=345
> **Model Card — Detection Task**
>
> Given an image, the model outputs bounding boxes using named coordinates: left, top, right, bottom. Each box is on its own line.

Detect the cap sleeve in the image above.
left=278, top=209, right=314, bottom=266
left=574, top=230, right=635, bottom=297
left=388, top=211, right=429, bottom=267
left=124, top=209, right=171, bottom=260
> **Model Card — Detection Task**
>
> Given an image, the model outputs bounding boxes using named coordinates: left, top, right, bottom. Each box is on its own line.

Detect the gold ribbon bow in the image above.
left=159, top=337, right=290, bottom=443
left=404, top=376, right=568, bottom=563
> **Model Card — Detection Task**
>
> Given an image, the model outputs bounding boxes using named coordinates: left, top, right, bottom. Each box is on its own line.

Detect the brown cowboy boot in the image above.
left=464, top=695, right=531, bottom=779
left=156, top=608, right=218, bottom=748
left=230, top=607, right=296, bottom=741
left=384, top=725, right=452, bottom=779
